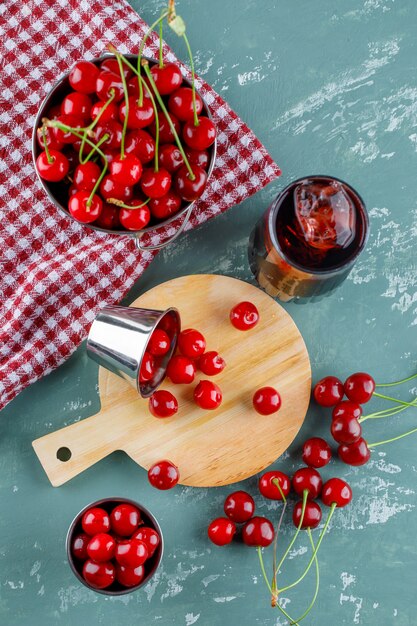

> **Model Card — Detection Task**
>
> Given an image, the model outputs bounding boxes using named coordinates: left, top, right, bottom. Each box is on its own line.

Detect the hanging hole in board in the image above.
left=57, top=447, right=72, bottom=462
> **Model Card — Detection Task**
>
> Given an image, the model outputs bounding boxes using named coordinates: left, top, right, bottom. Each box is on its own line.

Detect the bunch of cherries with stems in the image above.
left=36, top=0, right=216, bottom=232
left=207, top=470, right=352, bottom=625
left=314, top=370, right=417, bottom=466
left=205, top=366, right=416, bottom=624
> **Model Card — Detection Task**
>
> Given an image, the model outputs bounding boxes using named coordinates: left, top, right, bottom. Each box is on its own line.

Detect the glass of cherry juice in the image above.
left=248, top=175, right=369, bottom=301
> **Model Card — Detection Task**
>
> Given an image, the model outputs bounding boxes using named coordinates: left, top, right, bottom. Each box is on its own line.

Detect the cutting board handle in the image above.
left=32, top=409, right=119, bottom=487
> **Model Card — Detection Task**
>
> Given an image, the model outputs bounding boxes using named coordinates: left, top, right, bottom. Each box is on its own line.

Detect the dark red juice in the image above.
left=248, top=176, right=369, bottom=301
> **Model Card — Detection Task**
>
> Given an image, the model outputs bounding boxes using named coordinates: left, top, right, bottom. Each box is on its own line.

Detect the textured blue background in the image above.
left=1, top=0, right=417, bottom=624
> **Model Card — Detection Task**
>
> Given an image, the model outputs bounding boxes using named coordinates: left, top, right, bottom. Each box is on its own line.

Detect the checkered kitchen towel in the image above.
left=0, top=0, right=280, bottom=411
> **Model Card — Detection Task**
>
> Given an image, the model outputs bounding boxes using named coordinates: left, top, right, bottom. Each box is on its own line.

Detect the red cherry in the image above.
left=101, top=58, right=133, bottom=78
left=230, top=301, right=259, bottom=331
left=139, top=352, right=155, bottom=383
left=242, top=516, right=274, bottom=547
left=96, top=70, right=124, bottom=101
left=68, top=191, right=103, bottom=224
left=72, top=533, right=90, bottom=560
left=115, top=539, right=148, bottom=568
left=208, top=517, right=236, bottom=546
left=331, top=414, right=362, bottom=445
left=36, top=150, right=69, bottom=182
left=185, top=148, right=210, bottom=170
left=119, top=201, right=150, bottom=231
left=140, top=168, right=171, bottom=199
left=292, top=467, right=322, bottom=500
left=321, top=478, right=352, bottom=507
left=148, top=459, right=179, bottom=490
left=73, top=138, right=93, bottom=159
left=149, top=390, right=178, bottom=418
left=332, top=400, right=362, bottom=421
left=338, top=438, right=371, bottom=466
left=82, top=559, right=115, bottom=589
left=149, top=192, right=182, bottom=220
left=95, top=202, right=120, bottom=230
left=168, top=87, right=203, bottom=121
left=148, top=329, right=170, bottom=356
left=119, top=96, right=155, bottom=129
left=99, top=176, right=133, bottom=202
left=131, top=527, right=160, bottom=557
left=183, top=117, right=216, bottom=150
left=224, top=491, right=255, bottom=523
left=95, top=120, right=123, bottom=150
left=174, top=164, right=207, bottom=202
left=292, top=500, right=322, bottom=529
left=86, top=533, right=116, bottom=562
left=313, top=376, right=344, bottom=407
left=198, top=351, right=226, bottom=376
left=167, top=355, right=196, bottom=384
left=61, top=92, right=92, bottom=119
left=253, top=387, right=281, bottom=415
left=73, top=161, right=101, bottom=191
left=69, top=60, right=100, bottom=94
left=125, top=130, right=155, bottom=163
left=258, top=470, right=291, bottom=500
left=302, top=438, right=332, bottom=468
left=158, top=144, right=184, bottom=173
left=36, top=126, right=64, bottom=151
left=150, top=62, right=182, bottom=95
left=47, top=104, right=62, bottom=120
left=91, top=100, right=119, bottom=123
left=110, top=503, right=141, bottom=536
left=178, top=328, right=206, bottom=359
left=53, top=114, right=85, bottom=144
left=149, top=111, right=180, bottom=143
left=194, top=380, right=222, bottom=410
left=110, top=154, right=143, bottom=186
left=116, top=563, right=145, bottom=588
left=82, top=507, right=110, bottom=535
left=344, top=372, right=375, bottom=404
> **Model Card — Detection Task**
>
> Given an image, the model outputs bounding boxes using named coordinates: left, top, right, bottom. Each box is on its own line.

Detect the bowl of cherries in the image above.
left=66, top=497, right=163, bottom=595
left=33, top=52, right=217, bottom=251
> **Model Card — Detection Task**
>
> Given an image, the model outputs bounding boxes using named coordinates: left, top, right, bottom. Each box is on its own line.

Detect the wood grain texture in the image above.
left=33, top=275, right=311, bottom=487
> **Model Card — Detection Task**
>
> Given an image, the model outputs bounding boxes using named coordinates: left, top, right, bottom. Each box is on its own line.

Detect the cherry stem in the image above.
left=376, top=372, right=417, bottom=387
left=80, top=133, right=109, bottom=165
left=360, top=399, right=417, bottom=423
left=117, top=55, right=160, bottom=171
left=271, top=480, right=288, bottom=606
left=159, top=20, right=164, bottom=68
left=257, top=548, right=299, bottom=626
left=137, top=11, right=169, bottom=106
left=42, top=126, right=53, bottom=164
left=115, top=52, right=129, bottom=159
left=278, top=503, right=336, bottom=594
left=46, top=120, right=107, bottom=161
left=291, top=528, right=320, bottom=624
left=368, top=425, right=417, bottom=448
left=107, top=197, right=150, bottom=210
left=45, top=120, right=108, bottom=208
left=182, top=32, right=199, bottom=127
left=275, top=490, right=308, bottom=577
left=373, top=391, right=417, bottom=408
left=142, top=60, right=196, bottom=180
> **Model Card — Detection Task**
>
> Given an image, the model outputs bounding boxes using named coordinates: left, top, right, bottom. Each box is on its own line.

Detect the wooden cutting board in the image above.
left=32, top=274, right=311, bottom=487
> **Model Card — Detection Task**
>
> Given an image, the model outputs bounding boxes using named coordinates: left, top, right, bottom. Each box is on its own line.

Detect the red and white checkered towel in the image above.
left=0, top=0, right=280, bottom=411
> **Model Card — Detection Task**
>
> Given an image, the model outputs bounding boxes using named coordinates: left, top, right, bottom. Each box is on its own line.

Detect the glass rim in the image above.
left=267, top=174, right=370, bottom=276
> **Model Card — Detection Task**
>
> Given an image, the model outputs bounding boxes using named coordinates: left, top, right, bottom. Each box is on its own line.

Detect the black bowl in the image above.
left=66, top=497, right=164, bottom=595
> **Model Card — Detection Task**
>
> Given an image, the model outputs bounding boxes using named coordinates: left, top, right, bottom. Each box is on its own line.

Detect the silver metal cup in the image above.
left=86, top=305, right=180, bottom=398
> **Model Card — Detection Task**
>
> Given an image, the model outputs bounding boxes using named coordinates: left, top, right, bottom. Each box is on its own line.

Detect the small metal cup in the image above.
left=66, top=497, right=164, bottom=595
left=87, top=305, right=180, bottom=398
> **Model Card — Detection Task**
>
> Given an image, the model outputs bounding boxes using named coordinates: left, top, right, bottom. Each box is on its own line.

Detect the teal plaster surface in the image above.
left=1, top=1, right=417, bottom=624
